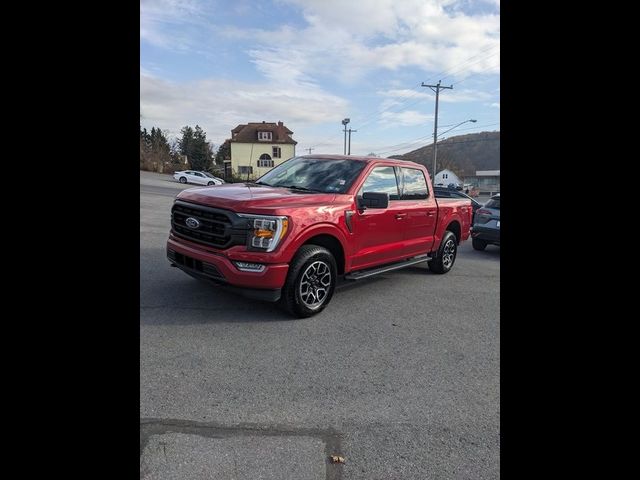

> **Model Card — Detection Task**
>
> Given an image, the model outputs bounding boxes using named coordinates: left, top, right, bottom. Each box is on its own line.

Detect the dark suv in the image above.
left=471, top=194, right=500, bottom=250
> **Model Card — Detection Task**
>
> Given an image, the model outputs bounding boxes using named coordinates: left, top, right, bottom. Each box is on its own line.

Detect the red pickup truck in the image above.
left=167, top=155, right=472, bottom=317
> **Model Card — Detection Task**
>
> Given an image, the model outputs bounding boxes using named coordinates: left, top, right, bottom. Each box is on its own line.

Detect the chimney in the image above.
left=278, top=121, right=283, bottom=127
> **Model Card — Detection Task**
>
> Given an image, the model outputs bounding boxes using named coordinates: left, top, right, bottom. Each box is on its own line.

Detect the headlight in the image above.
left=238, top=214, right=289, bottom=252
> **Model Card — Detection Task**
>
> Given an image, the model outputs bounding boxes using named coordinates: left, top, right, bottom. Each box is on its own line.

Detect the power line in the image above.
left=355, top=50, right=501, bottom=136
left=308, top=48, right=500, bottom=152
left=440, top=50, right=500, bottom=82
left=424, top=44, right=499, bottom=84
left=377, top=132, right=500, bottom=156
left=372, top=122, right=499, bottom=155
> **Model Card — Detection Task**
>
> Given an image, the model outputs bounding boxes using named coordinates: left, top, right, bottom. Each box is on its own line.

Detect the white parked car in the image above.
left=173, top=170, right=225, bottom=186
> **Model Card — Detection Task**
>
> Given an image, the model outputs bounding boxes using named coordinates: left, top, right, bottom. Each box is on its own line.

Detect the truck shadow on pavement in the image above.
left=141, top=249, right=393, bottom=325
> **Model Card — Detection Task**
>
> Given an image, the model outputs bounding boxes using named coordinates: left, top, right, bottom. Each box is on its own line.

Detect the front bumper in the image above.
left=471, top=225, right=500, bottom=244
left=166, top=236, right=289, bottom=302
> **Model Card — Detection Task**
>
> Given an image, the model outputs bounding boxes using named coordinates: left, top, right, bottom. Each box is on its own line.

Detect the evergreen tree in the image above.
left=215, top=140, right=231, bottom=166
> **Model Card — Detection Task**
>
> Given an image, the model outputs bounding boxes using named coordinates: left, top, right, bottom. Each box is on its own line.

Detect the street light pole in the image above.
left=430, top=119, right=477, bottom=184
left=341, top=118, right=350, bottom=155
left=348, top=128, right=357, bottom=155
left=437, top=119, right=477, bottom=138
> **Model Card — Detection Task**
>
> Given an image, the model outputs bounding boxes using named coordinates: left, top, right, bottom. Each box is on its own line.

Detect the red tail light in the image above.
left=477, top=209, right=492, bottom=215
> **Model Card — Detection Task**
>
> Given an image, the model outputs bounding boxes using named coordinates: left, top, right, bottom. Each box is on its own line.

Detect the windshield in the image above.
left=256, top=157, right=367, bottom=194
left=202, top=172, right=217, bottom=178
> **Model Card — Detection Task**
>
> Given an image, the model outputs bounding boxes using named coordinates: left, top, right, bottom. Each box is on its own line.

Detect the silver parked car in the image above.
left=173, top=170, right=225, bottom=186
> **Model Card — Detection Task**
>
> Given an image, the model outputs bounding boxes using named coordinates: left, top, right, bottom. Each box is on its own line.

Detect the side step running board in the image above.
left=344, top=254, right=432, bottom=281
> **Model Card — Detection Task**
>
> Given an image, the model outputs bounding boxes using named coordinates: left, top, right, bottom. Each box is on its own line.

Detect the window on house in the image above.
left=258, top=154, right=274, bottom=168
left=238, top=166, right=253, bottom=175
left=272, top=146, right=281, bottom=158
left=257, top=131, right=272, bottom=141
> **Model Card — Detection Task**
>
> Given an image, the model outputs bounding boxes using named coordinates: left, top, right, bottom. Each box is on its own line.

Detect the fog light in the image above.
left=234, top=261, right=266, bottom=272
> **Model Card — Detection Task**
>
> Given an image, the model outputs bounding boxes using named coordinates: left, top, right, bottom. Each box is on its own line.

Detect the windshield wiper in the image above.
left=254, top=181, right=271, bottom=186
left=279, top=185, right=323, bottom=193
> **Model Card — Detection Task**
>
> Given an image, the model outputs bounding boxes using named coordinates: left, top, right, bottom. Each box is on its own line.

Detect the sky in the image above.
left=140, top=0, right=499, bottom=157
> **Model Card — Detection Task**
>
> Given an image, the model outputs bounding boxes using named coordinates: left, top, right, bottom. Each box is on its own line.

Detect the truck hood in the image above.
left=176, top=183, right=337, bottom=211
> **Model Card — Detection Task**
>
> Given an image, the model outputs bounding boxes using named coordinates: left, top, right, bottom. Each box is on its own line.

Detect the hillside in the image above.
left=389, top=130, right=500, bottom=177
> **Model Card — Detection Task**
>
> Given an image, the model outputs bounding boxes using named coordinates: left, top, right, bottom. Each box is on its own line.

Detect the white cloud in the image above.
left=140, top=0, right=499, bottom=147
left=140, top=73, right=349, bottom=144
left=215, top=1, right=500, bottom=86
left=490, top=102, right=500, bottom=108
left=140, top=0, right=205, bottom=49
left=380, top=110, right=433, bottom=126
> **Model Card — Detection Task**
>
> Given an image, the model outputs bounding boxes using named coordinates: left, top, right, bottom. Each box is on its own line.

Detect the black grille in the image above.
left=171, top=200, right=248, bottom=249
left=167, top=249, right=225, bottom=280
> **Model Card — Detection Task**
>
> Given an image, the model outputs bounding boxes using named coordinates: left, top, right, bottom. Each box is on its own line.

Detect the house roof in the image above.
left=230, top=121, right=297, bottom=145
left=436, top=169, right=460, bottom=176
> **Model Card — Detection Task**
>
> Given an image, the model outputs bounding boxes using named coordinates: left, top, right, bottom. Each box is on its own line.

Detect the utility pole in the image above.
left=422, top=80, right=452, bottom=180
left=306, top=147, right=314, bottom=154
left=341, top=118, right=350, bottom=155
left=347, top=128, right=357, bottom=155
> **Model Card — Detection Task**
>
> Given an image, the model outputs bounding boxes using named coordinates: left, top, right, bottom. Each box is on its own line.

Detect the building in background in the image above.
left=227, top=121, right=297, bottom=180
left=434, top=169, right=463, bottom=188
left=464, top=170, right=500, bottom=195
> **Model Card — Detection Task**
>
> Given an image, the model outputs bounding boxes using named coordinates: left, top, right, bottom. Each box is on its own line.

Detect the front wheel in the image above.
left=280, top=245, right=337, bottom=318
left=207, top=181, right=214, bottom=186
left=428, top=231, right=458, bottom=274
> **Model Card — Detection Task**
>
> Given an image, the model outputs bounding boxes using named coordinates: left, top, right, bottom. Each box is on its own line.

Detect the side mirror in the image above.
left=358, top=191, right=389, bottom=210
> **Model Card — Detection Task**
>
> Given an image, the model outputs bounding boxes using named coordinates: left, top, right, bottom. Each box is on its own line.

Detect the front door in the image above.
left=350, top=166, right=407, bottom=270
left=191, top=172, right=206, bottom=185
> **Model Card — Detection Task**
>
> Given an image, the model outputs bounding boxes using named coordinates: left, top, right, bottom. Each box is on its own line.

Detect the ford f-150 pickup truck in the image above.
left=167, top=155, right=472, bottom=317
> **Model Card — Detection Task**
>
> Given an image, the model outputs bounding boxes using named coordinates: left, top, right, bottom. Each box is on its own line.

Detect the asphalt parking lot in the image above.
left=140, top=171, right=500, bottom=479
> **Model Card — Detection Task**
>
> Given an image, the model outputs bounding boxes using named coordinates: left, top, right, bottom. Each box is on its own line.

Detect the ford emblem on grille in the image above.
left=185, top=217, right=200, bottom=229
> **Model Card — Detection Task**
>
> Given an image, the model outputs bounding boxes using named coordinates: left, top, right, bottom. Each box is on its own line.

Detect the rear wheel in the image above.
left=472, top=238, right=487, bottom=251
left=280, top=245, right=337, bottom=318
left=179, top=176, right=187, bottom=184
left=428, top=231, right=457, bottom=274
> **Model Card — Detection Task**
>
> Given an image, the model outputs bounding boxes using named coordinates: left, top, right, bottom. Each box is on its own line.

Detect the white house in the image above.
left=434, top=169, right=462, bottom=187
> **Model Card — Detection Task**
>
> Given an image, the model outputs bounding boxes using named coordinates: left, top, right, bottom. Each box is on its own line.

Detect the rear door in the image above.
left=398, top=167, right=438, bottom=257
left=184, top=171, right=195, bottom=184
left=350, top=166, right=407, bottom=269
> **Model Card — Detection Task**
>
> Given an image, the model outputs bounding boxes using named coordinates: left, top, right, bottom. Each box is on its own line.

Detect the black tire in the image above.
left=428, top=231, right=458, bottom=274
left=280, top=245, right=337, bottom=318
left=472, top=238, right=487, bottom=251
left=207, top=181, right=214, bottom=186
left=179, top=176, right=187, bottom=184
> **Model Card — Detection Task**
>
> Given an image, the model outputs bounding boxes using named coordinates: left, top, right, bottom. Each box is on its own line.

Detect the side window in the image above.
left=358, top=166, right=400, bottom=200
left=400, top=168, right=429, bottom=200
left=194, top=172, right=204, bottom=177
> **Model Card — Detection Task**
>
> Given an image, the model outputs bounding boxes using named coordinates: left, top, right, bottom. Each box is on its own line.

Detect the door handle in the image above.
left=395, top=213, right=407, bottom=220
left=427, top=211, right=435, bottom=217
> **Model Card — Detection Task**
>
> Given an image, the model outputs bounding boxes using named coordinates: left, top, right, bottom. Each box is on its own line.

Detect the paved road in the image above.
left=140, top=171, right=500, bottom=479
